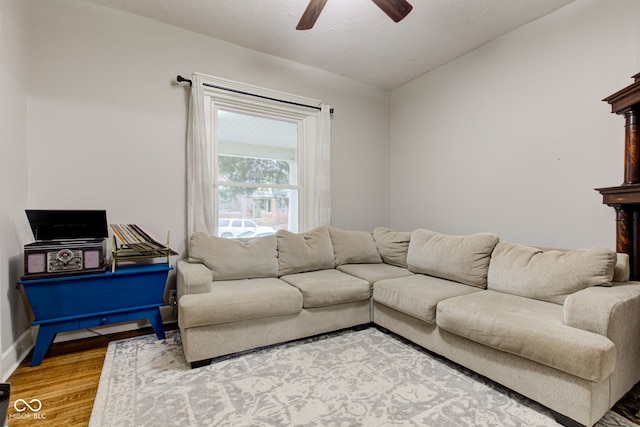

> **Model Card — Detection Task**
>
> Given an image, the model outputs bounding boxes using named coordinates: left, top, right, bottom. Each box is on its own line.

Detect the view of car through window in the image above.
left=218, top=219, right=276, bottom=238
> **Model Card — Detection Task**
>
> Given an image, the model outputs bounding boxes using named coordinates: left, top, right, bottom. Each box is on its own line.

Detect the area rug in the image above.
left=89, top=327, right=633, bottom=426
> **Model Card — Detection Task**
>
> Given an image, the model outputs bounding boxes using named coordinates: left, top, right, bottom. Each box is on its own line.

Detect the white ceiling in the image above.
left=84, top=0, right=575, bottom=90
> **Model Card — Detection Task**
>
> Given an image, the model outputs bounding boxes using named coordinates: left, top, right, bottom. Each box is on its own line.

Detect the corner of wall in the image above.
left=1, top=327, right=34, bottom=381
left=0, top=0, right=34, bottom=381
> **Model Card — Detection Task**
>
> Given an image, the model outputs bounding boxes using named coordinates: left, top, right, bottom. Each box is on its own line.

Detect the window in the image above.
left=186, top=73, right=330, bottom=238
left=215, top=108, right=301, bottom=237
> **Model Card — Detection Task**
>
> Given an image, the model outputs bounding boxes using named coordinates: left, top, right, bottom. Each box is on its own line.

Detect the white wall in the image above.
left=390, top=0, right=640, bottom=249
left=0, top=0, right=32, bottom=379
left=26, top=2, right=391, bottom=251
left=11, top=0, right=640, bottom=377
left=0, top=0, right=392, bottom=376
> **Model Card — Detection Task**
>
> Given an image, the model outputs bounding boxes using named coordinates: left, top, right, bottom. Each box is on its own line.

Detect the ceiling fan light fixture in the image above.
left=296, top=0, right=412, bottom=30
left=371, top=0, right=413, bottom=22
left=296, top=0, right=328, bottom=30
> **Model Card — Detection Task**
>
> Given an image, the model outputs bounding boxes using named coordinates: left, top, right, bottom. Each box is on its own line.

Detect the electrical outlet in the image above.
left=169, top=289, right=177, bottom=306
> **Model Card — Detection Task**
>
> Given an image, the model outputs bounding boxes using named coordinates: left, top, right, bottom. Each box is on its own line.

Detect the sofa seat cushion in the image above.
left=178, top=278, right=302, bottom=329
left=280, top=269, right=370, bottom=308
left=373, top=275, right=482, bottom=324
left=337, top=263, right=413, bottom=285
left=436, top=290, right=616, bottom=382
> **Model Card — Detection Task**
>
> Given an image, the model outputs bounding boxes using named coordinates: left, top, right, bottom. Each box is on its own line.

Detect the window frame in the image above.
left=199, top=78, right=321, bottom=237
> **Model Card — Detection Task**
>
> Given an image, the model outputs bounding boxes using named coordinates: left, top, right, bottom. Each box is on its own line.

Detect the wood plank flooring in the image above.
left=3, top=324, right=640, bottom=426
left=4, top=325, right=176, bottom=427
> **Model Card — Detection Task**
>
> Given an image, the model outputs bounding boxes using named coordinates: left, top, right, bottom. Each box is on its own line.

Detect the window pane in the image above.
left=218, top=156, right=292, bottom=185
left=216, top=109, right=298, bottom=185
left=215, top=107, right=300, bottom=236
left=218, top=185, right=298, bottom=237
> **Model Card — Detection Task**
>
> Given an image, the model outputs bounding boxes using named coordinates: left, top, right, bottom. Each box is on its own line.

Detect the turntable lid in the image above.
left=25, top=210, right=108, bottom=241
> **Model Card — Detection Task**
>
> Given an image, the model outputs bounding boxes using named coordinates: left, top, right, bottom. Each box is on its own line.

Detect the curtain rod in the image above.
left=177, top=75, right=333, bottom=114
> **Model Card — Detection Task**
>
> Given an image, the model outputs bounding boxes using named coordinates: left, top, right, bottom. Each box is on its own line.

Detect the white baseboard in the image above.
left=1, top=305, right=178, bottom=380
left=1, top=327, right=35, bottom=382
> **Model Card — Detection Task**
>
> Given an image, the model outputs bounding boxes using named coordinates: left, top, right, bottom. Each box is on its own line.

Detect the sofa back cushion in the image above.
left=373, top=227, right=411, bottom=268
left=188, top=232, right=278, bottom=281
left=407, top=229, right=500, bottom=288
left=329, top=227, right=382, bottom=266
left=277, top=227, right=335, bottom=276
left=614, top=252, right=630, bottom=282
left=536, top=245, right=629, bottom=284
left=487, top=241, right=617, bottom=304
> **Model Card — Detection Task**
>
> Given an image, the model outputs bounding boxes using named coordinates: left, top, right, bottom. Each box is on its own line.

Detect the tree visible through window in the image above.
left=215, top=108, right=301, bottom=238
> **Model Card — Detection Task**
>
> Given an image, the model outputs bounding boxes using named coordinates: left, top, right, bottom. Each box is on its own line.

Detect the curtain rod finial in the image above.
left=177, top=75, right=192, bottom=85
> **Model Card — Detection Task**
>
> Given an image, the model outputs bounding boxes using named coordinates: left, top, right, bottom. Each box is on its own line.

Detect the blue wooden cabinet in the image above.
left=19, top=263, right=171, bottom=366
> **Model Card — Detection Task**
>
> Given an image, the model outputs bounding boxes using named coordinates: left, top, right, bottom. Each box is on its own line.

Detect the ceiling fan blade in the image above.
left=296, top=0, right=328, bottom=30
left=371, top=0, right=413, bottom=22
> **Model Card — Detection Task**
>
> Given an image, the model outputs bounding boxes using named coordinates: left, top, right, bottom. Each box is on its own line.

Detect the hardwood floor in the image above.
left=3, top=323, right=640, bottom=426
left=4, top=325, right=177, bottom=427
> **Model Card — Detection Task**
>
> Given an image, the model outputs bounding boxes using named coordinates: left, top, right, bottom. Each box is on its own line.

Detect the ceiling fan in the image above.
left=296, top=0, right=413, bottom=30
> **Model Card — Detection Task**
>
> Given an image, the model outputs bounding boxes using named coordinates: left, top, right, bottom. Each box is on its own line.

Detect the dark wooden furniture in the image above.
left=596, top=73, right=640, bottom=279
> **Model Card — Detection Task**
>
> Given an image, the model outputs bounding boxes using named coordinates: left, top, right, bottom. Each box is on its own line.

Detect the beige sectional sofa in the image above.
left=177, top=226, right=640, bottom=427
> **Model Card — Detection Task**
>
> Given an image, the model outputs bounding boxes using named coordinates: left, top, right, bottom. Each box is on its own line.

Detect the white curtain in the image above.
left=186, top=73, right=215, bottom=237
left=314, top=104, right=332, bottom=227
left=186, top=72, right=331, bottom=235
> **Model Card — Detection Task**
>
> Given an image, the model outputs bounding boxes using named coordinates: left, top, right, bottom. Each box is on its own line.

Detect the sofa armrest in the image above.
left=177, top=259, right=213, bottom=298
left=564, top=282, right=640, bottom=400
left=564, top=282, right=640, bottom=336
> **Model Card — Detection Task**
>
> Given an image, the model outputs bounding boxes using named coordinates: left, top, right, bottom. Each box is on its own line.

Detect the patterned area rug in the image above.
left=90, top=327, right=633, bottom=426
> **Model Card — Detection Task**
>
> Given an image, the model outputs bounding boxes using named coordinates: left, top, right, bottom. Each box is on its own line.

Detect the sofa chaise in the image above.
left=177, top=226, right=640, bottom=427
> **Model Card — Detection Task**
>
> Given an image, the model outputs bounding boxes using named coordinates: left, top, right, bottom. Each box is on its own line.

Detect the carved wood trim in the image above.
left=624, top=110, right=639, bottom=185
left=596, top=73, right=640, bottom=280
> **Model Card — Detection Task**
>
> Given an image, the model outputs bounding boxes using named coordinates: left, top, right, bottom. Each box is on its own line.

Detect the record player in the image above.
left=23, top=210, right=109, bottom=279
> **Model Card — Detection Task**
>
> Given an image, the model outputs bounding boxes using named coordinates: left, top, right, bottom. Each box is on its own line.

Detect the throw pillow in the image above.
left=407, top=229, right=500, bottom=288
left=188, top=232, right=278, bottom=281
